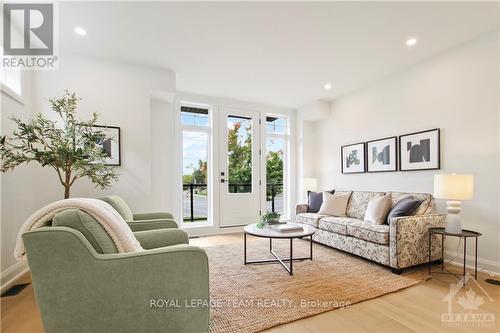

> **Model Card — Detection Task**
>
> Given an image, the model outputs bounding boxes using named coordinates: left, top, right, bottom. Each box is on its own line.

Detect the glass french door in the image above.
left=219, top=107, right=261, bottom=227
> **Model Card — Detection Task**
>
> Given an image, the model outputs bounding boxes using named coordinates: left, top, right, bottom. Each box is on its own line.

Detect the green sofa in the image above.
left=99, top=195, right=178, bottom=231
left=22, top=208, right=209, bottom=333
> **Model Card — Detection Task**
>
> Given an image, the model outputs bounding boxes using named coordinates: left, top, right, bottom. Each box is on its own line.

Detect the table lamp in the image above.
left=433, top=174, right=474, bottom=234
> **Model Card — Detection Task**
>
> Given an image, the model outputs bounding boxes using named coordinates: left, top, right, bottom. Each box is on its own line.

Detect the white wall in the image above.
left=1, top=72, right=35, bottom=288
left=295, top=100, right=330, bottom=202
left=1, top=53, right=176, bottom=287
left=306, top=32, right=500, bottom=272
left=31, top=53, right=176, bottom=210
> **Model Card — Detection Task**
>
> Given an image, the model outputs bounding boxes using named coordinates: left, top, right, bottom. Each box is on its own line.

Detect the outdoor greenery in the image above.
left=0, top=90, right=119, bottom=199
left=183, top=119, right=284, bottom=221
left=184, top=160, right=207, bottom=184
left=227, top=121, right=252, bottom=192
left=184, top=120, right=284, bottom=193
left=266, top=149, right=284, bottom=185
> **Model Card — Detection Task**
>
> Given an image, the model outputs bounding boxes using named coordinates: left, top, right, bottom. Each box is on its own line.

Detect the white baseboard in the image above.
left=0, top=261, right=29, bottom=294
left=444, top=250, right=500, bottom=277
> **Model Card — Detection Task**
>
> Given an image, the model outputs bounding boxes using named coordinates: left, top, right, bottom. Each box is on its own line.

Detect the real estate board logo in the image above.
left=441, top=276, right=495, bottom=328
left=2, top=2, right=58, bottom=69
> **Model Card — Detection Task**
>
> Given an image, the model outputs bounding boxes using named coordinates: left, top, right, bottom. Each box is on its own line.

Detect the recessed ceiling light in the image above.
left=406, top=38, right=417, bottom=47
left=324, top=83, right=332, bottom=90
left=75, top=27, right=87, bottom=36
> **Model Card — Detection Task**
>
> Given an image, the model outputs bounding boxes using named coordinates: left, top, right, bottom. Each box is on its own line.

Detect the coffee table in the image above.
left=243, top=223, right=316, bottom=275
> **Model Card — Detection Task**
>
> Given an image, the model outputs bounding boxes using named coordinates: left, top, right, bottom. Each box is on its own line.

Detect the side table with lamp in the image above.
left=433, top=174, right=499, bottom=286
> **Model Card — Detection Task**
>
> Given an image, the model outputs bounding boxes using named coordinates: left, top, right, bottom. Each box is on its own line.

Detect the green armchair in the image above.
left=23, top=209, right=209, bottom=333
left=99, top=195, right=178, bottom=231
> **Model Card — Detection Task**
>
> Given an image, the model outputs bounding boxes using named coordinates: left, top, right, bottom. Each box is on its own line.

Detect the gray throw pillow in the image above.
left=308, top=190, right=334, bottom=213
left=386, top=198, right=422, bottom=224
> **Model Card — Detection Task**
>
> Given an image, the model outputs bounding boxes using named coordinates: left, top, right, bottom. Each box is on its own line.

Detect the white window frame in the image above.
left=0, top=44, right=23, bottom=103
left=264, top=114, right=290, bottom=219
left=0, top=68, right=24, bottom=104
left=179, top=101, right=213, bottom=228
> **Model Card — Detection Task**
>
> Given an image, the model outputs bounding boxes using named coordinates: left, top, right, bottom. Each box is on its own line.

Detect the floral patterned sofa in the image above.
left=295, top=191, right=446, bottom=273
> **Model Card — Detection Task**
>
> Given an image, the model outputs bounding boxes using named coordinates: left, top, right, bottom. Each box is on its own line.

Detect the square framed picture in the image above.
left=366, top=136, right=397, bottom=172
left=341, top=142, right=366, bottom=174
left=399, top=128, right=440, bottom=171
left=92, top=125, right=121, bottom=166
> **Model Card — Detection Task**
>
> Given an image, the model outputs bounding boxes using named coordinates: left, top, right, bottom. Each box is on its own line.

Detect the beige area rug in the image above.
left=206, top=237, right=426, bottom=333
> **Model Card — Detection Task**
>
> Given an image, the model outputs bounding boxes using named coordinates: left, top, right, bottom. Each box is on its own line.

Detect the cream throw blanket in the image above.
left=14, top=198, right=143, bottom=261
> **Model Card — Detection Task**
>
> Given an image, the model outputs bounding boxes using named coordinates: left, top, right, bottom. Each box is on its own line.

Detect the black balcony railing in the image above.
left=266, top=183, right=283, bottom=213
left=182, top=184, right=207, bottom=223
left=182, top=183, right=283, bottom=222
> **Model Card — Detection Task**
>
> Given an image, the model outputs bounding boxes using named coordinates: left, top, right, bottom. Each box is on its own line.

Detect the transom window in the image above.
left=181, top=106, right=209, bottom=127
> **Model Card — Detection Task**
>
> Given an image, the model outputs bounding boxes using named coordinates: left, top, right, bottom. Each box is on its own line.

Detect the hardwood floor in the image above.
left=2, top=233, right=499, bottom=333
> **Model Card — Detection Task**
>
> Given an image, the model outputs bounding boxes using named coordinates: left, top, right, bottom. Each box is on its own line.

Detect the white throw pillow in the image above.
left=318, top=191, right=351, bottom=217
left=364, top=194, right=392, bottom=224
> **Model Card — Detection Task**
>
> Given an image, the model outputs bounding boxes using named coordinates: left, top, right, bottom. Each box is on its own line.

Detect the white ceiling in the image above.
left=60, top=1, right=499, bottom=108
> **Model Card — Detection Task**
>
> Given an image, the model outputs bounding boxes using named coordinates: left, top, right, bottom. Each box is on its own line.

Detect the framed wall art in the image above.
left=341, top=142, right=366, bottom=174
left=399, top=128, right=440, bottom=171
left=366, top=136, right=397, bottom=172
left=92, top=125, right=121, bottom=166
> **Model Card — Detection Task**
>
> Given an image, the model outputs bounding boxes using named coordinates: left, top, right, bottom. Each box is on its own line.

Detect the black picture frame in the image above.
left=92, top=125, right=121, bottom=166
left=341, top=142, right=366, bottom=174
left=399, top=128, right=440, bottom=171
left=366, top=136, right=398, bottom=173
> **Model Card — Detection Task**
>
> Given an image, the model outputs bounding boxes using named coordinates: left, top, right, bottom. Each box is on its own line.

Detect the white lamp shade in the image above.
left=303, top=178, right=318, bottom=192
left=434, top=174, right=474, bottom=200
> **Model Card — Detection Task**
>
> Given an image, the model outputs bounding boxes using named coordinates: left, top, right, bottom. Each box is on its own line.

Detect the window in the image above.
left=266, top=116, right=286, bottom=134
left=1, top=46, right=22, bottom=97
left=181, top=104, right=211, bottom=225
left=227, top=115, right=253, bottom=194
left=0, top=67, right=22, bottom=96
left=266, top=116, right=288, bottom=217
left=181, top=106, right=209, bottom=127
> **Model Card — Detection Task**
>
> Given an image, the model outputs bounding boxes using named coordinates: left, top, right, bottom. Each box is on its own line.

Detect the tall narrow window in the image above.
left=227, top=115, right=253, bottom=193
left=181, top=105, right=211, bottom=224
left=266, top=116, right=288, bottom=216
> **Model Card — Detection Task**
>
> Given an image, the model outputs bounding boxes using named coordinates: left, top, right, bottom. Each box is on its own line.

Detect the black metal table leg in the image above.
left=270, top=238, right=272, bottom=251
left=475, top=236, right=478, bottom=280
left=441, top=235, right=444, bottom=271
left=428, top=231, right=432, bottom=275
left=310, top=235, right=313, bottom=260
left=244, top=232, right=247, bottom=265
left=463, top=237, right=467, bottom=285
left=289, top=238, right=293, bottom=275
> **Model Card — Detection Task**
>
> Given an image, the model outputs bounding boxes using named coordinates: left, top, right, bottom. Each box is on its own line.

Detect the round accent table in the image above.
left=428, top=227, right=482, bottom=285
left=243, top=223, right=316, bottom=275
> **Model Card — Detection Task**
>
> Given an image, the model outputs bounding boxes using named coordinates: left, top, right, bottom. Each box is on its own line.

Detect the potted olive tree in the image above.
left=0, top=90, right=119, bottom=198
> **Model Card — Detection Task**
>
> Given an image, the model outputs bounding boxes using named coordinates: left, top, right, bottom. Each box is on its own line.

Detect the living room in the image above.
left=1, top=1, right=499, bottom=333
